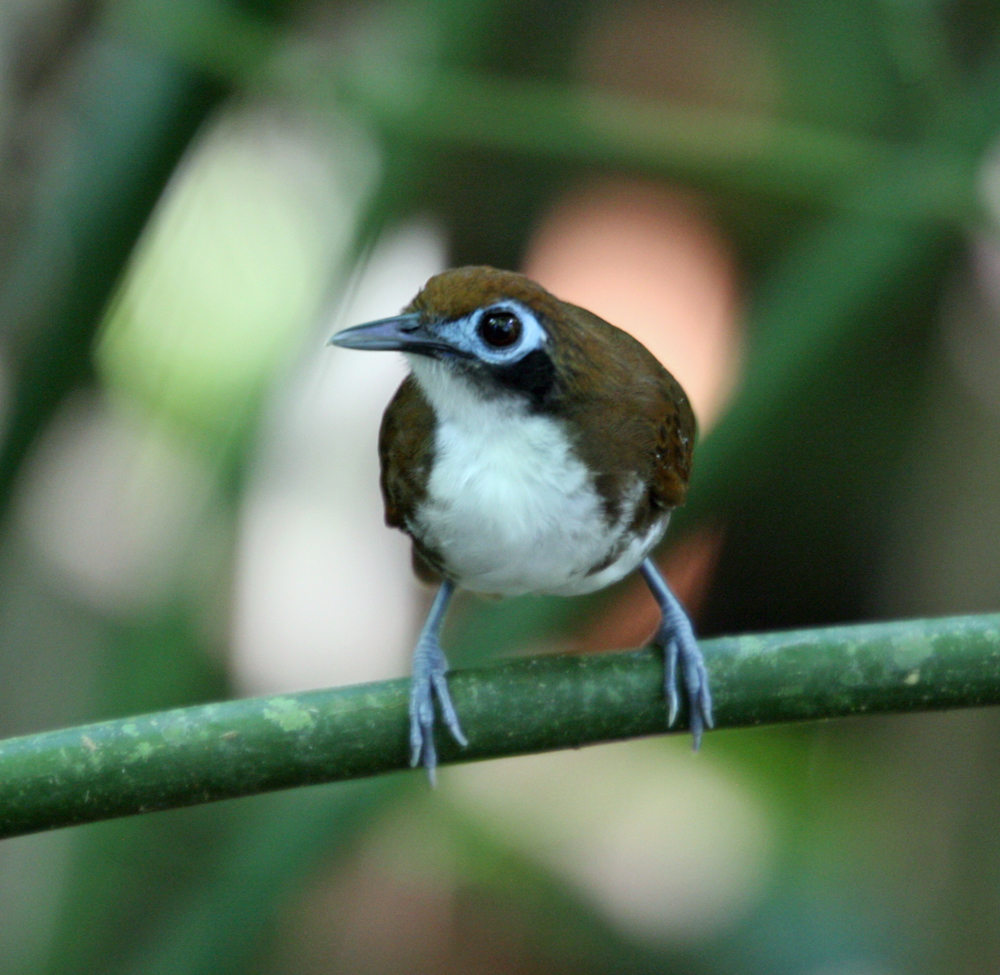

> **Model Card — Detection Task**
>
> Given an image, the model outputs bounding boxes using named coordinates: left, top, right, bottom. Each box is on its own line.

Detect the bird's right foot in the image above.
left=409, top=633, right=467, bottom=783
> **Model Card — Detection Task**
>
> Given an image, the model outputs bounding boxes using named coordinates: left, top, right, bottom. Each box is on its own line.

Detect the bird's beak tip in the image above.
left=325, top=313, right=427, bottom=353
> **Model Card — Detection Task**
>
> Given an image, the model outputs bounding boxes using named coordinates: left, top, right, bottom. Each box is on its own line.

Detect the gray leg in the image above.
left=640, top=558, right=714, bottom=749
left=410, top=579, right=468, bottom=782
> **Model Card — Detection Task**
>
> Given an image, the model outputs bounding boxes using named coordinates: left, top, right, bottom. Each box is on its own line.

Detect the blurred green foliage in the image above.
left=0, top=0, right=998, bottom=974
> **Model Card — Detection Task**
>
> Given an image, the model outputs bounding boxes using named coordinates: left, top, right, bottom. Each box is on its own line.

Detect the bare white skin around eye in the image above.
left=430, top=299, right=548, bottom=366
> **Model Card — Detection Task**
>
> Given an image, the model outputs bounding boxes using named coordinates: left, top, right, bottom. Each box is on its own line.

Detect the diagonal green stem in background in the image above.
left=116, top=2, right=981, bottom=222
left=0, top=613, right=997, bottom=842
left=334, top=65, right=978, bottom=222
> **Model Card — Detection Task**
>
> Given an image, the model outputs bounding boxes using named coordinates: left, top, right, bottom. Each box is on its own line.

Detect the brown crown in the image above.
left=405, top=266, right=565, bottom=322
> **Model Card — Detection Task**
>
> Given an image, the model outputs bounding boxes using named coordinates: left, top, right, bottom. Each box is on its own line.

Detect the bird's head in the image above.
left=332, top=265, right=696, bottom=510
left=332, top=267, right=592, bottom=409
left=330, top=265, right=683, bottom=423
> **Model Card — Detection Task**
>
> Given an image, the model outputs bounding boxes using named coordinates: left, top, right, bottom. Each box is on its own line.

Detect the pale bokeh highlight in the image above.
left=96, top=108, right=378, bottom=437
left=230, top=221, right=447, bottom=694
left=523, top=177, right=741, bottom=430
left=17, top=392, right=221, bottom=615
left=446, top=739, right=773, bottom=942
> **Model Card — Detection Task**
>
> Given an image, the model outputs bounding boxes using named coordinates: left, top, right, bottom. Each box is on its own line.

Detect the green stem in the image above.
left=117, top=3, right=980, bottom=220
left=1, top=613, right=997, bottom=841
left=337, top=65, right=901, bottom=207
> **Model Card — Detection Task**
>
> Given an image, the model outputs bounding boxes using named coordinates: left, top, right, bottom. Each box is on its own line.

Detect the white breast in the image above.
left=406, top=359, right=667, bottom=597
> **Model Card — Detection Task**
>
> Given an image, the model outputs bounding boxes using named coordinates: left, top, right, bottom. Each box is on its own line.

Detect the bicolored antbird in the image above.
left=330, top=266, right=713, bottom=777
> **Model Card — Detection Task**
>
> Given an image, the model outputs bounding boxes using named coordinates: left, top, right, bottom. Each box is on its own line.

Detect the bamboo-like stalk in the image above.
left=1, top=613, right=997, bottom=841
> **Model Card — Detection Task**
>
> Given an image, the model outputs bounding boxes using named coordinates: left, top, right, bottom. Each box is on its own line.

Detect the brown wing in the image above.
left=378, top=375, right=445, bottom=582
left=649, top=370, right=696, bottom=512
left=551, top=303, right=697, bottom=519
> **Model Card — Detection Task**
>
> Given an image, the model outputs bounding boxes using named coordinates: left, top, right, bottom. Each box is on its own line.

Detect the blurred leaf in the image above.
left=0, top=34, right=221, bottom=514
left=96, top=109, right=379, bottom=442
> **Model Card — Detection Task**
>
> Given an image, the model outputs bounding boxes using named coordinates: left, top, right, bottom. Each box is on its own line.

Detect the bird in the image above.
left=330, top=265, right=713, bottom=778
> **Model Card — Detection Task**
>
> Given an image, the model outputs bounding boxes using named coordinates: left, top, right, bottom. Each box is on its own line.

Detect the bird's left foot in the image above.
left=410, top=633, right=467, bottom=783
left=640, top=558, right=713, bottom=748
left=656, top=610, right=714, bottom=749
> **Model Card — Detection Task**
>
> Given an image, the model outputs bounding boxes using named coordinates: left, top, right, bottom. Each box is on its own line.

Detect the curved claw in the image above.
left=663, top=636, right=679, bottom=726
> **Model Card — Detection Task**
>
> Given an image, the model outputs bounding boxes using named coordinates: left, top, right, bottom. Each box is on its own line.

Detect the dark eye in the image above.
left=477, top=311, right=522, bottom=349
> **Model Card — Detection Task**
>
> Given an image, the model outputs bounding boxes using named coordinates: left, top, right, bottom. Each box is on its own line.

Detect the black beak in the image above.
left=328, top=313, right=460, bottom=357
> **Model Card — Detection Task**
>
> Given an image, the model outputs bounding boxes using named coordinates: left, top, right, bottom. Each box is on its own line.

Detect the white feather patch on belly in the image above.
left=407, top=359, right=667, bottom=597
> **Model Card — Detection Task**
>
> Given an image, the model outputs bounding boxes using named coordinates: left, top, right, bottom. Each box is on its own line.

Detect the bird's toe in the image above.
left=431, top=671, right=468, bottom=747
left=409, top=674, right=435, bottom=769
left=661, top=632, right=680, bottom=726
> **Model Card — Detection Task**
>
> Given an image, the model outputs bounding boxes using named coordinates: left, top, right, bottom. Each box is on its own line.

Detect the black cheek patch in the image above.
left=490, top=349, right=557, bottom=409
